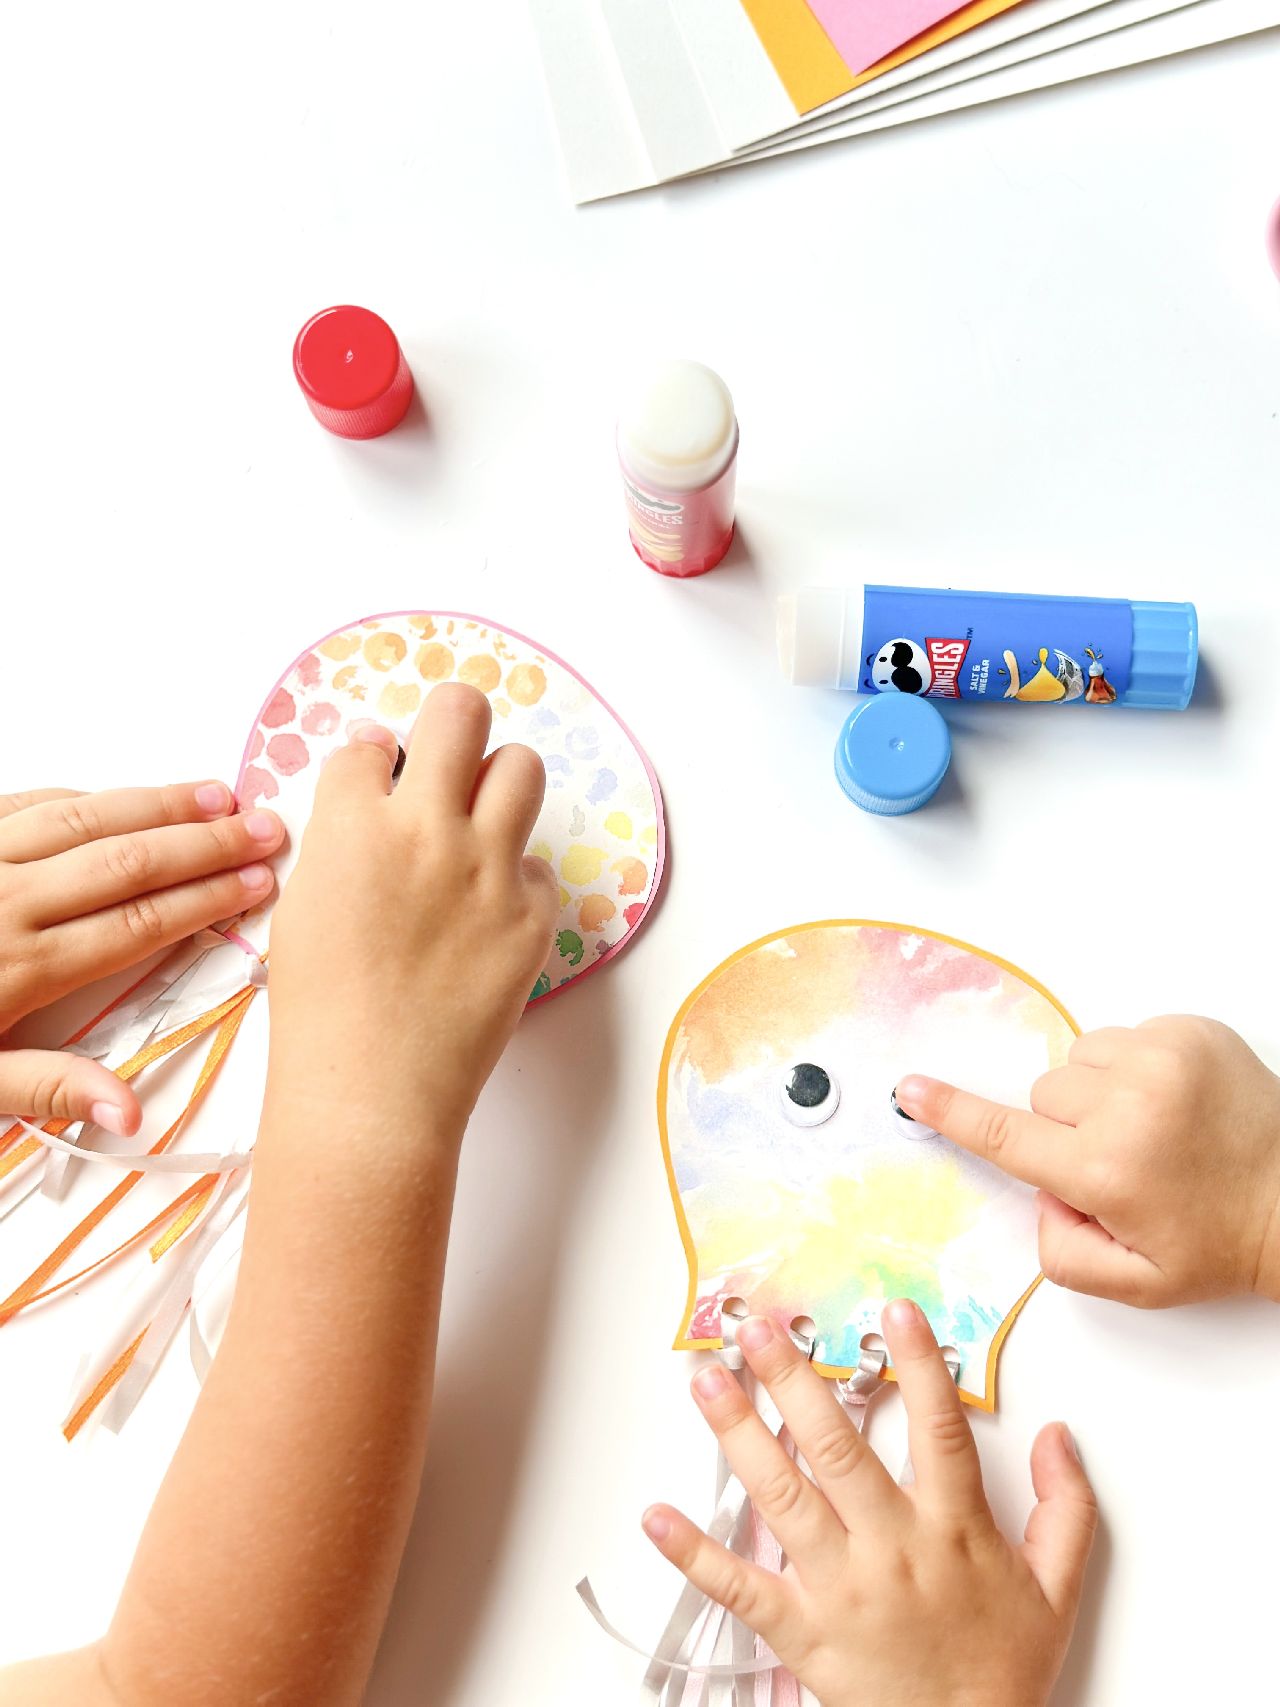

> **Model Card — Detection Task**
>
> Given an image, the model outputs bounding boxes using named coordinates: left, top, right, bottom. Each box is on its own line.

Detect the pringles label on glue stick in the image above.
left=617, top=360, right=738, bottom=578
left=779, top=586, right=1198, bottom=710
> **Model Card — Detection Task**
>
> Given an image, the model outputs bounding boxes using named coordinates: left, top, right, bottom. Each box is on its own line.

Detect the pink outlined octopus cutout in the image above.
left=236, top=611, right=665, bottom=1001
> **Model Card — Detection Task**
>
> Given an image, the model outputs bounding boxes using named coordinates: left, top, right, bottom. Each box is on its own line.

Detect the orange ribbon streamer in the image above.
left=0, top=986, right=253, bottom=1186
left=0, top=962, right=161, bottom=1164
left=0, top=989, right=255, bottom=1324
left=63, top=1331, right=150, bottom=1443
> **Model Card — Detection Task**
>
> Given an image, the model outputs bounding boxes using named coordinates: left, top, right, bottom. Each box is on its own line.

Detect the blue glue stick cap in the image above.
left=834, top=694, right=951, bottom=815
left=1123, top=602, right=1198, bottom=709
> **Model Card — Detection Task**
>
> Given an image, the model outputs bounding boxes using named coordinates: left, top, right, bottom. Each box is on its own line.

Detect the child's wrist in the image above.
left=260, top=1057, right=468, bottom=1164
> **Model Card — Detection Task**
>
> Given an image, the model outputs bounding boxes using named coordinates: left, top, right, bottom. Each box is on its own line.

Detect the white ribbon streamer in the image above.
left=12, top=1116, right=254, bottom=1175
left=2, top=933, right=266, bottom=1183
left=5, top=930, right=266, bottom=1199
left=580, top=1312, right=891, bottom=1696
left=42, top=937, right=238, bottom=1197
left=100, top=1170, right=250, bottom=1432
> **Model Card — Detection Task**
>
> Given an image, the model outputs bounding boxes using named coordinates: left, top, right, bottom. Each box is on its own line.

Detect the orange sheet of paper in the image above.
left=739, top=0, right=1028, bottom=114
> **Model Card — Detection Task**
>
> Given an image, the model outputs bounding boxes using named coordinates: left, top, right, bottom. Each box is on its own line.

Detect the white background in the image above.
left=2, top=6, right=1279, bottom=1704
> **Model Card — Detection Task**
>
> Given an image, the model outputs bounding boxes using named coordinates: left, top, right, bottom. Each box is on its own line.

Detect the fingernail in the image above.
left=238, top=862, right=273, bottom=892
left=737, top=1317, right=773, bottom=1353
left=195, top=782, right=231, bottom=814
left=884, top=1298, right=922, bottom=1330
left=244, top=810, right=279, bottom=843
left=1058, top=1423, right=1080, bottom=1463
left=895, top=1075, right=935, bottom=1113
left=642, top=1507, right=671, bottom=1543
left=353, top=722, right=396, bottom=748
left=90, top=1101, right=128, bottom=1137
left=693, top=1366, right=730, bottom=1401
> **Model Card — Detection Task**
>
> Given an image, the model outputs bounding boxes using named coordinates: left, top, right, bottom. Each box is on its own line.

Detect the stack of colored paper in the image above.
left=530, top=0, right=1280, bottom=203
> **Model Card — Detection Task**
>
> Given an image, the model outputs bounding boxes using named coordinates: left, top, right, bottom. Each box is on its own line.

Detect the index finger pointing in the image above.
left=894, top=1074, right=1085, bottom=1201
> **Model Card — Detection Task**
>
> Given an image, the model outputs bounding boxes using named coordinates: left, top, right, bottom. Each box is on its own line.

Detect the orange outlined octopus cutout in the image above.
left=237, top=612, right=665, bottom=1002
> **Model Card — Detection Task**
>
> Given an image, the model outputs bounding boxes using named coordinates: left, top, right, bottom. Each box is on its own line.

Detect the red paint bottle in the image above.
left=292, top=305, right=414, bottom=439
left=617, top=360, right=738, bottom=577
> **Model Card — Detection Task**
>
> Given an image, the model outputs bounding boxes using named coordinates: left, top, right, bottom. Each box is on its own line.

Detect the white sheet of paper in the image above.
left=598, top=0, right=727, bottom=183
left=730, top=0, right=1280, bottom=169
left=529, top=0, right=1280, bottom=203
left=666, top=0, right=795, bottom=151
left=527, top=0, right=651, bottom=205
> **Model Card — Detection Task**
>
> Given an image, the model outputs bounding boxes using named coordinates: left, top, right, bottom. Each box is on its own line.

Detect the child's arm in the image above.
left=0, top=782, right=283, bottom=1129
left=646, top=1302, right=1097, bottom=1707
left=896, top=1015, right=1280, bottom=1306
left=0, top=686, right=556, bottom=1707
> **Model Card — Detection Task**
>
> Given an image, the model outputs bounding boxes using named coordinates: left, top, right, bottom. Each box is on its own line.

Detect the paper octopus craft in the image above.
left=0, top=612, right=664, bottom=1435
left=658, top=919, right=1077, bottom=1408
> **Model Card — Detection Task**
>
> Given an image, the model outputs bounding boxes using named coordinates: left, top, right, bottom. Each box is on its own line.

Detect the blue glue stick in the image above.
left=778, top=586, right=1198, bottom=709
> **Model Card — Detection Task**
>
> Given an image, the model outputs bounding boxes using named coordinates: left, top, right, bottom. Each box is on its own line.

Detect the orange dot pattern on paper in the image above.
left=364, top=633, right=407, bottom=672
left=378, top=680, right=421, bottom=721
left=237, top=614, right=662, bottom=996
left=579, top=894, right=617, bottom=932
left=459, top=655, right=502, bottom=693
left=507, top=663, right=547, bottom=706
left=416, top=643, right=454, bottom=682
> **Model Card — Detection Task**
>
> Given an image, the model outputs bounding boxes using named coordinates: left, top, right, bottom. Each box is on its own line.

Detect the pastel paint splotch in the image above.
left=658, top=922, right=1077, bottom=1409
left=557, top=930, right=585, bottom=966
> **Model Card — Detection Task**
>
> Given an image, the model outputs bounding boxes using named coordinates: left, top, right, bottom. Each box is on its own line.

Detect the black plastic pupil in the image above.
left=391, top=745, right=407, bottom=783
left=786, top=1064, right=830, bottom=1108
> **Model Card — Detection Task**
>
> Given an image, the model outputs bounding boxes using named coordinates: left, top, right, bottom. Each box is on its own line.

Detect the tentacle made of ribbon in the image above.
left=0, top=989, right=255, bottom=1325
left=0, top=961, right=162, bottom=1166
left=0, top=981, right=255, bottom=1187
left=0, top=930, right=266, bottom=1186
left=578, top=1307, right=891, bottom=1699
left=4, top=1175, right=221, bottom=1316
left=12, top=1116, right=254, bottom=1175
left=82, top=1169, right=250, bottom=1439
left=40, top=935, right=264, bottom=1201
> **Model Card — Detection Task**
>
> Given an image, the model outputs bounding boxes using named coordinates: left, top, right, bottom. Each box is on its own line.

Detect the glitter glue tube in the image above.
left=779, top=585, right=1198, bottom=709
left=617, top=360, right=738, bottom=577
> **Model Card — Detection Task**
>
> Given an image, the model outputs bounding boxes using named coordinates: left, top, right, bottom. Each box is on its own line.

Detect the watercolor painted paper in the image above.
left=237, top=612, right=664, bottom=1000
left=659, top=922, right=1077, bottom=1408
left=808, top=0, right=999, bottom=78
left=734, top=0, right=1280, bottom=165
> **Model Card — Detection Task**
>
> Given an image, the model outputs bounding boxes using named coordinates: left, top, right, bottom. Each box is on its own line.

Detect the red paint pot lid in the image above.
left=293, top=305, right=402, bottom=412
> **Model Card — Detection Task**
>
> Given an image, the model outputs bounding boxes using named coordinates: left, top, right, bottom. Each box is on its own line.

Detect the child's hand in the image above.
left=644, top=1302, right=1096, bottom=1707
left=0, top=783, right=282, bottom=1131
left=266, top=684, right=558, bottom=1142
left=896, top=1016, right=1280, bottom=1307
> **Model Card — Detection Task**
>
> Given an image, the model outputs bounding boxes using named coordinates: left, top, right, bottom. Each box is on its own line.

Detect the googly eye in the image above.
left=780, top=1063, right=840, bottom=1127
left=391, top=744, right=408, bottom=784
left=889, top=1089, right=939, bottom=1140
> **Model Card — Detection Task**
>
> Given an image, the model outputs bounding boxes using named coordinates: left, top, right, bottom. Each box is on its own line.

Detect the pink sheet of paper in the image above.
left=805, top=0, right=975, bottom=76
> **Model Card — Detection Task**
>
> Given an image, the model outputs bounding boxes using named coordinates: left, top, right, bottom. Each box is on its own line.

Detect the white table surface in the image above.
left=2, top=7, right=1279, bottom=1704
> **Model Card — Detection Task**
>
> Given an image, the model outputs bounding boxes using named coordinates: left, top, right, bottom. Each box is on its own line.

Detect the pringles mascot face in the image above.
left=659, top=922, right=1076, bottom=1408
